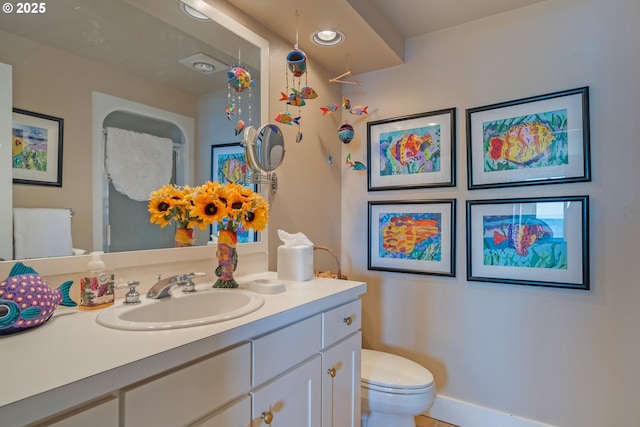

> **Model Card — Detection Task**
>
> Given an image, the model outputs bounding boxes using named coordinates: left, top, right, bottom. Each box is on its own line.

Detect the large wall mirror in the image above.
left=0, top=0, right=269, bottom=263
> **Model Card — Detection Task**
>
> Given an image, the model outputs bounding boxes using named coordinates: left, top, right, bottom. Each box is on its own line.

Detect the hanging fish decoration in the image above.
left=234, top=119, right=245, bottom=136
left=346, top=153, right=367, bottom=171
left=225, top=103, right=236, bottom=120
left=227, top=65, right=254, bottom=92
left=0, top=262, right=76, bottom=336
left=274, top=111, right=301, bottom=126
left=280, top=92, right=306, bottom=107
left=342, top=97, right=351, bottom=110
left=320, top=104, right=340, bottom=116
left=349, top=105, right=369, bottom=115
left=296, top=129, right=303, bottom=143
left=338, top=122, right=355, bottom=144
left=286, top=49, right=307, bottom=77
left=295, top=86, right=318, bottom=99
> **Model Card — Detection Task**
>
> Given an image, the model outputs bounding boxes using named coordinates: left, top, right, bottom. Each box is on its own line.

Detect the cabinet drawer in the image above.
left=190, top=395, right=251, bottom=427
left=322, top=299, right=361, bottom=348
left=253, top=314, right=321, bottom=386
left=44, top=396, right=118, bottom=427
left=123, top=342, right=251, bottom=427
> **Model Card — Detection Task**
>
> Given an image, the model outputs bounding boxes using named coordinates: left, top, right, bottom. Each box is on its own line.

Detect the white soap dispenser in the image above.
left=79, top=251, right=115, bottom=310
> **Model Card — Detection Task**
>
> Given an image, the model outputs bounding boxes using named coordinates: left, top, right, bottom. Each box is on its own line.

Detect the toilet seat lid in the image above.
left=361, top=349, right=434, bottom=390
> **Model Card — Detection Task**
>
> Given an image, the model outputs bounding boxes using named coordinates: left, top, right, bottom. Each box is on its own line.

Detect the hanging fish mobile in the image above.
left=226, top=64, right=254, bottom=136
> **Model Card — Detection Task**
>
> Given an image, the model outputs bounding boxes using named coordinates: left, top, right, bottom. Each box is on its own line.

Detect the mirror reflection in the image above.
left=0, top=0, right=264, bottom=260
left=245, top=124, right=285, bottom=173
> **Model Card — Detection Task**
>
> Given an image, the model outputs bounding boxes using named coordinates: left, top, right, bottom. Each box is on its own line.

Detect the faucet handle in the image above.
left=180, top=272, right=206, bottom=294
left=116, top=281, right=141, bottom=305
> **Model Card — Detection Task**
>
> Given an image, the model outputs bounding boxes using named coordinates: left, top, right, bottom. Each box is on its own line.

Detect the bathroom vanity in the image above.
left=0, top=273, right=365, bottom=426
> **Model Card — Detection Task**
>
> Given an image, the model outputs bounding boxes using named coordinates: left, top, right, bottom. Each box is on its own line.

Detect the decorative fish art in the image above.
left=346, top=153, right=367, bottom=171
left=491, top=220, right=553, bottom=257
left=280, top=92, right=306, bottom=107
left=225, top=103, right=236, bottom=120
left=349, top=105, right=368, bottom=115
left=296, top=86, right=318, bottom=99
left=227, top=65, right=254, bottom=92
left=234, top=119, right=245, bottom=136
left=221, top=158, right=246, bottom=184
left=274, top=111, right=301, bottom=126
left=382, top=217, right=439, bottom=255
left=342, top=97, right=351, bottom=110
left=320, top=104, right=340, bottom=116
left=0, top=262, right=76, bottom=336
left=488, top=122, right=555, bottom=166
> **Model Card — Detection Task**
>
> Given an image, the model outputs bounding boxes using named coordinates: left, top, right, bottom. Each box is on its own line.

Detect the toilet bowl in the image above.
left=361, top=349, right=436, bottom=427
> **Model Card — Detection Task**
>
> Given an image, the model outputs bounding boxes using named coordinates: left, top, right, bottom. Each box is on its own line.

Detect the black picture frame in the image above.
left=466, top=87, right=590, bottom=189
left=367, top=108, right=456, bottom=191
left=12, top=108, right=64, bottom=187
left=466, top=195, right=589, bottom=290
left=368, top=199, right=456, bottom=277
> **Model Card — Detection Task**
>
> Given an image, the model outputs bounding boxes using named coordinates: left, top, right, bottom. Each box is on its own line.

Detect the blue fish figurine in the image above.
left=0, top=262, right=76, bottom=336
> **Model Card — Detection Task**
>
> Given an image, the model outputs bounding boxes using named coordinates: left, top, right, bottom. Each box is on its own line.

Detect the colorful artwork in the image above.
left=12, top=124, right=49, bottom=171
left=482, top=215, right=567, bottom=269
left=379, top=125, right=441, bottom=176
left=215, top=152, right=246, bottom=184
left=211, top=144, right=254, bottom=244
left=378, top=212, right=442, bottom=261
left=482, top=109, right=568, bottom=172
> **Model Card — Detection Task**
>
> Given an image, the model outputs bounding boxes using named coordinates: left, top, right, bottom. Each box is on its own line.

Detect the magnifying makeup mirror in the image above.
left=243, top=123, right=285, bottom=194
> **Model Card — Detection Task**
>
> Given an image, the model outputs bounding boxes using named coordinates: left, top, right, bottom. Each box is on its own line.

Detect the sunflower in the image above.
left=242, top=205, right=269, bottom=231
left=191, top=191, right=227, bottom=228
left=148, top=184, right=198, bottom=228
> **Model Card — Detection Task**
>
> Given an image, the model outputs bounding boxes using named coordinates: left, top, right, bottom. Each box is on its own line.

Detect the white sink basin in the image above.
left=96, top=288, right=265, bottom=331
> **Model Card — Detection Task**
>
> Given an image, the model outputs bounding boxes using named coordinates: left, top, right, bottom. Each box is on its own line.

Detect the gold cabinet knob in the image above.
left=343, top=316, right=353, bottom=326
left=261, top=411, right=274, bottom=424
left=327, top=367, right=337, bottom=378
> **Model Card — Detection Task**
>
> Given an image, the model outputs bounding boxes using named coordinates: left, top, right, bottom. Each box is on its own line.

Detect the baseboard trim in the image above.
left=426, top=395, right=557, bottom=427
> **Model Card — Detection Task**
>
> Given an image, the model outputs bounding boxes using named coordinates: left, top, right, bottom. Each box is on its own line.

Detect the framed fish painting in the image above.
left=466, top=196, right=589, bottom=290
left=367, top=108, right=456, bottom=191
left=210, top=143, right=257, bottom=244
left=466, top=87, right=590, bottom=189
left=12, top=108, right=64, bottom=187
left=368, top=199, right=456, bottom=277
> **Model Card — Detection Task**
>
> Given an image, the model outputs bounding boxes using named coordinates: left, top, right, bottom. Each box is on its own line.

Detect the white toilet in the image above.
left=361, top=349, right=436, bottom=427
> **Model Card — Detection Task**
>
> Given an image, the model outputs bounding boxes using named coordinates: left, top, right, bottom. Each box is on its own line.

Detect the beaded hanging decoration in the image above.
left=226, top=52, right=253, bottom=136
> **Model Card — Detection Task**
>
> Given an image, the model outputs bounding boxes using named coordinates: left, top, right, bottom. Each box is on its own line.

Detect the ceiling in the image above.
left=227, top=0, right=547, bottom=76
left=0, top=0, right=547, bottom=95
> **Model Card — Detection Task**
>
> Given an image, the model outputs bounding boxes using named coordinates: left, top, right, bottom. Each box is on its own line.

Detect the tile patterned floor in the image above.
left=415, top=414, right=459, bottom=427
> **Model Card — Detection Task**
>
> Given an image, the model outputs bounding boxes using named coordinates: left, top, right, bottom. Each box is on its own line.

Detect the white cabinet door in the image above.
left=321, top=332, right=361, bottom=427
left=251, top=355, right=322, bottom=427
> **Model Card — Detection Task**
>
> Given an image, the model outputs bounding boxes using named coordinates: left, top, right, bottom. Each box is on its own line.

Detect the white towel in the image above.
left=13, top=208, right=73, bottom=259
left=105, top=127, right=173, bottom=201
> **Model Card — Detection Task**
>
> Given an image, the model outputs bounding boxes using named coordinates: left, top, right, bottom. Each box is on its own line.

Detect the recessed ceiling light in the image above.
left=192, top=61, right=215, bottom=73
left=311, top=29, right=345, bottom=47
left=179, top=52, right=226, bottom=75
left=179, top=1, right=210, bottom=21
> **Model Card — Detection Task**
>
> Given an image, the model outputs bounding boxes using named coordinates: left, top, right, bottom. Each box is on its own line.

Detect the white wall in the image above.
left=341, top=0, right=640, bottom=426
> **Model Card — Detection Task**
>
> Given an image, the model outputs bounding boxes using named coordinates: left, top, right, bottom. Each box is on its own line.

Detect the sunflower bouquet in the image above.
left=148, top=181, right=269, bottom=233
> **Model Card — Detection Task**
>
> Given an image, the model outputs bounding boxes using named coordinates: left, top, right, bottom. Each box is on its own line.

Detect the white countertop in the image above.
left=0, top=272, right=366, bottom=424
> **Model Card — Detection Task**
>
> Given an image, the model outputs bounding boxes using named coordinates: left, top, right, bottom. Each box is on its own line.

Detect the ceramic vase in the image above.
left=175, top=227, right=195, bottom=247
left=214, top=229, right=238, bottom=288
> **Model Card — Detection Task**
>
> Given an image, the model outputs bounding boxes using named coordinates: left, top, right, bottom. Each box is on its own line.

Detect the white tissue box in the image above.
left=277, top=245, right=313, bottom=282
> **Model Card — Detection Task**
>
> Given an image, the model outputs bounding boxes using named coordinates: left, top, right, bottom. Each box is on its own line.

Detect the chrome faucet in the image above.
left=147, top=272, right=205, bottom=299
